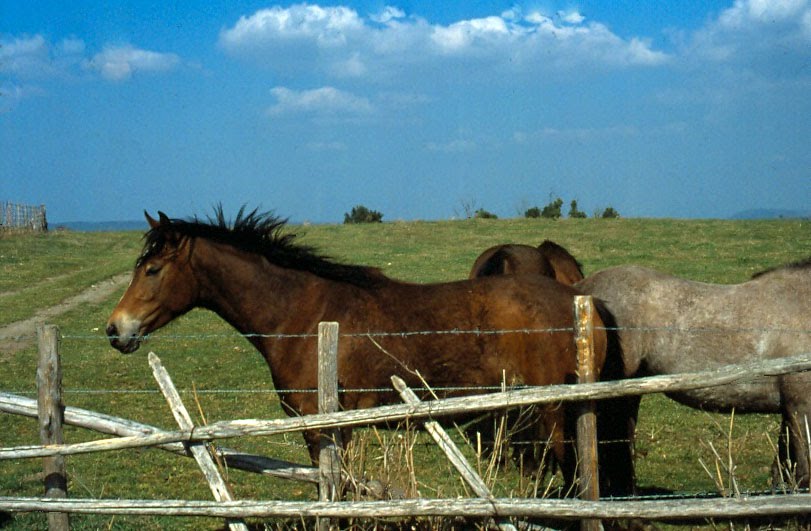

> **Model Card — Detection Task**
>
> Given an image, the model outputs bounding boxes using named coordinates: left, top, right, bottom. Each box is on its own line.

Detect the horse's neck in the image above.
left=192, top=240, right=321, bottom=338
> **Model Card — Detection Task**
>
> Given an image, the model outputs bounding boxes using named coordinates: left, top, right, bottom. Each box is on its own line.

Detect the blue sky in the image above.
left=2, top=1, right=810, bottom=223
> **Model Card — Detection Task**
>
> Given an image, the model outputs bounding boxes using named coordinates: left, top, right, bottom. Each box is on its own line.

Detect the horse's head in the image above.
left=537, top=240, right=584, bottom=285
left=106, top=211, right=199, bottom=353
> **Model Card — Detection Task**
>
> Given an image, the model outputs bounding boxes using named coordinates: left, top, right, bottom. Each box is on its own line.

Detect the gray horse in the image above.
left=577, top=260, right=811, bottom=487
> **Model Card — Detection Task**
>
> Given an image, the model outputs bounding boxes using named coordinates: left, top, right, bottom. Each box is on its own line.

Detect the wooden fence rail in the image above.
left=4, top=352, right=810, bottom=461
left=0, top=392, right=318, bottom=483
left=1, top=493, right=810, bottom=521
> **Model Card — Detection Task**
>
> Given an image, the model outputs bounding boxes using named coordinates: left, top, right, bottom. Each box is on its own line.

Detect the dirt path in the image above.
left=0, top=273, right=131, bottom=355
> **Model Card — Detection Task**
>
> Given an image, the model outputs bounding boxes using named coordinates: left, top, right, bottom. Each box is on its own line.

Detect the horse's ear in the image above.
left=158, top=211, right=171, bottom=226
left=145, top=211, right=160, bottom=229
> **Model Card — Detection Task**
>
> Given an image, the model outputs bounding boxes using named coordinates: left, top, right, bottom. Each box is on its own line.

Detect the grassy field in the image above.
left=0, top=217, right=809, bottom=529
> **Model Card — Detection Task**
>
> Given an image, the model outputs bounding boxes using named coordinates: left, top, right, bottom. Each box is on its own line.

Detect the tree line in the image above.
left=344, top=198, right=619, bottom=224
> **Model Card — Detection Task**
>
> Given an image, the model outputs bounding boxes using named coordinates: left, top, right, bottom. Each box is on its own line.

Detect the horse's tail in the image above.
left=591, top=297, right=624, bottom=381
left=590, top=296, right=638, bottom=497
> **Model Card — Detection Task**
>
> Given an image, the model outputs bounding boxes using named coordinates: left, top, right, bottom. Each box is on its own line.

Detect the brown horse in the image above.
left=106, top=208, right=609, bottom=491
left=470, top=241, right=635, bottom=496
left=469, top=241, right=584, bottom=285
left=578, top=262, right=811, bottom=488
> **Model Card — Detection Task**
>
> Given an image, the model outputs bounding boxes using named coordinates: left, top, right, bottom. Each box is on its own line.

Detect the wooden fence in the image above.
left=0, top=202, right=48, bottom=232
left=2, top=299, right=811, bottom=529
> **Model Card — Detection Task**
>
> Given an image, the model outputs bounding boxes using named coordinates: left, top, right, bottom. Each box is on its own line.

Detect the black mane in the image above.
left=138, top=206, right=387, bottom=288
left=752, top=256, right=811, bottom=279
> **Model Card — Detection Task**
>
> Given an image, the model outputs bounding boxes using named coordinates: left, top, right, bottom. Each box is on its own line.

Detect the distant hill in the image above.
left=53, top=220, right=146, bottom=232
left=730, top=208, right=809, bottom=220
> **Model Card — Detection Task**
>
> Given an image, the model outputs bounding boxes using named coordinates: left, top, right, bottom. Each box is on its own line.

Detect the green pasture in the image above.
left=0, top=217, right=809, bottom=529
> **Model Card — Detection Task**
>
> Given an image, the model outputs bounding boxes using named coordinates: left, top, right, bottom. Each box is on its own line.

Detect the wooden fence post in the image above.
left=573, top=296, right=602, bottom=531
left=148, top=353, right=248, bottom=531
left=36, top=324, right=69, bottom=531
left=318, top=322, right=342, bottom=531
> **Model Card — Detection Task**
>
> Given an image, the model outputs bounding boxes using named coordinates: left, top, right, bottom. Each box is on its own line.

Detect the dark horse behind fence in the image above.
left=469, top=241, right=585, bottom=285
left=578, top=262, right=811, bottom=488
left=470, top=241, right=634, bottom=496
left=106, top=208, right=611, bottom=493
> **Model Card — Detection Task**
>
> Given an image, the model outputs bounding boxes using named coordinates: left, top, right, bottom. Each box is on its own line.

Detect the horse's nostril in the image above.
left=106, top=324, right=118, bottom=338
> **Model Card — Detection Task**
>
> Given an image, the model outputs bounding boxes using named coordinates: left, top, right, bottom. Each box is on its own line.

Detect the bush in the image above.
left=541, top=198, right=563, bottom=219
left=344, top=205, right=383, bottom=224
left=524, top=207, right=541, bottom=219
left=474, top=208, right=498, bottom=219
left=599, top=207, right=620, bottom=219
left=569, top=200, right=587, bottom=219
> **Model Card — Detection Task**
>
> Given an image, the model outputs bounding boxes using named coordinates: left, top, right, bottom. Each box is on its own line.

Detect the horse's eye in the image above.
left=145, top=264, right=162, bottom=277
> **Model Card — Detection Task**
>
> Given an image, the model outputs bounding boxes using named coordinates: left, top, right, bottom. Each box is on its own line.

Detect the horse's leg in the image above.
left=596, top=395, right=639, bottom=497
left=302, top=429, right=321, bottom=465
left=779, top=374, right=811, bottom=488
left=543, top=404, right=576, bottom=495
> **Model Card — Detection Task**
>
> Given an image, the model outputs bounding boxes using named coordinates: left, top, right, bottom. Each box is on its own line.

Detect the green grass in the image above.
left=0, top=230, right=142, bottom=326
left=1, top=217, right=810, bottom=529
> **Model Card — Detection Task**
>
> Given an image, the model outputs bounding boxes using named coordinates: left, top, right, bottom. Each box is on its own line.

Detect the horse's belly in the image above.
left=666, top=379, right=781, bottom=413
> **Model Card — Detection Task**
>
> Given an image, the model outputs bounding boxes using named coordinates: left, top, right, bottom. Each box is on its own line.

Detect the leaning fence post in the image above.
left=36, top=324, right=69, bottom=531
left=318, top=322, right=342, bottom=531
left=573, top=296, right=602, bottom=531
left=148, top=352, right=248, bottom=531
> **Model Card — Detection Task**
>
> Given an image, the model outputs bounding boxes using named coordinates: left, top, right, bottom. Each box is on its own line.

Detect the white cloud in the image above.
left=267, top=86, right=373, bottom=115
left=689, top=0, right=811, bottom=63
left=370, top=6, right=406, bottom=25
left=0, top=35, right=54, bottom=77
left=1, top=34, right=181, bottom=83
left=87, top=45, right=181, bottom=81
left=0, top=81, right=46, bottom=112
left=718, top=0, right=808, bottom=28
left=430, top=16, right=513, bottom=54
left=219, top=3, right=669, bottom=76
left=220, top=4, right=364, bottom=49
left=58, top=37, right=86, bottom=56
left=558, top=10, right=586, bottom=25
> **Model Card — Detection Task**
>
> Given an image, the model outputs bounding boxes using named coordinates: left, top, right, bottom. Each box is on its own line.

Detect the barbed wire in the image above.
left=4, top=323, right=811, bottom=344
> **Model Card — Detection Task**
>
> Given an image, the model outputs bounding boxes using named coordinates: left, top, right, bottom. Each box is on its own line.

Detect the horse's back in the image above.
left=469, top=244, right=554, bottom=279
left=337, top=274, right=604, bottom=394
left=577, top=264, right=810, bottom=412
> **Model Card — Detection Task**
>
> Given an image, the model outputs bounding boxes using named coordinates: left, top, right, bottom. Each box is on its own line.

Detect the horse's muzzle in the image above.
left=106, top=323, right=142, bottom=354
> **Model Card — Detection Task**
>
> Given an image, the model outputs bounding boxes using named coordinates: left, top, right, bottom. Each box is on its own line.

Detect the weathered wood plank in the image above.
left=4, top=353, right=811, bottom=459
left=1, top=493, right=810, bottom=520
left=392, top=377, right=520, bottom=531
left=0, top=391, right=318, bottom=483
left=573, top=296, right=601, bottom=531
left=36, top=324, right=69, bottom=531
left=148, top=352, right=248, bottom=531
left=391, top=375, right=491, bottom=498
left=317, top=322, right=341, bottom=531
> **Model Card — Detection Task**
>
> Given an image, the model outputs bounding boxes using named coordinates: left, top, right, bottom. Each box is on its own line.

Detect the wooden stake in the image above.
left=148, top=352, right=248, bottom=531
left=318, top=322, right=342, bottom=531
left=573, top=296, right=602, bottom=531
left=37, top=324, right=69, bottom=531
